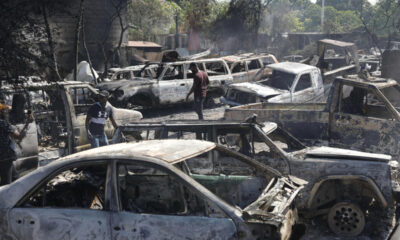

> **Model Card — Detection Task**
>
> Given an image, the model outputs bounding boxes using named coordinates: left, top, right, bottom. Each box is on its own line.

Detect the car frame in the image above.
left=0, top=139, right=303, bottom=240
left=116, top=119, right=396, bottom=237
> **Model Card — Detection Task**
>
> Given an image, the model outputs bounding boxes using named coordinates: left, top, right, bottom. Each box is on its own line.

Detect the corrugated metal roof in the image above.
left=127, top=41, right=162, bottom=48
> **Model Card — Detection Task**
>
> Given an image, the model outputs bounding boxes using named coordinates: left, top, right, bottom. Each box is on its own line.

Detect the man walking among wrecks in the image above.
left=86, top=90, right=118, bottom=148
left=186, top=62, right=209, bottom=120
left=0, top=104, right=33, bottom=186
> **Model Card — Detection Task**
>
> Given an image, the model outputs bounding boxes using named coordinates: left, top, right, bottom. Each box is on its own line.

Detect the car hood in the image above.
left=305, top=146, right=391, bottom=162
left=97, top=77, right=154, bottom=90
left=229, top=82, right=287, bottom=98
left=241, top=177, right=303, bottom=226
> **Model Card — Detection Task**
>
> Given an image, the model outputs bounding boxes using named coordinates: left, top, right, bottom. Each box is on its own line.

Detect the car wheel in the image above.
left=327, top=201, right=365, bottom=237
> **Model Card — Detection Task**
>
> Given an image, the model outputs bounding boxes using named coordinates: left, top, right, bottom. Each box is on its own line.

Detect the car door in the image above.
left=111, top=161, right=237, bottom=240
left=231, top=61, right=248, bottom=83
left=6, top=92, right=39, bottom=172
left=291, top=72, right=316, bottom=103
left=157, top=64, right=189, bottom=104
left=7, top=162, right=112, bottom=240
left=329, top=84, right=400, bottom=157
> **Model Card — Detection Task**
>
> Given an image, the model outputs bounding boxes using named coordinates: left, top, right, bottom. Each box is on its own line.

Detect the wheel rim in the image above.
left=327, top=202, right=365, bottom=237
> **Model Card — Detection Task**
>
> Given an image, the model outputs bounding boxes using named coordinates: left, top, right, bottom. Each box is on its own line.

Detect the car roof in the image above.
left=61, top=140, right=216, bottom=164
left=335, top=76, right=399, bottom=89
left=268, top=62, right=316, bottom=74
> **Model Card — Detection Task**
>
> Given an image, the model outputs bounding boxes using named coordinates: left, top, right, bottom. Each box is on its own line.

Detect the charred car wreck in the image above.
left=0, top=140, right=303, bottom=240
left=97, top=58, right=233, bottom=108
left=221, top=53, right=278, bottom=84
left=116, top=119, right=396, bottom=237
left=225, top=76, right=400, bottom=160
left=0, top=81, right=142, bottom=174
left=221, top=62, right=326, bottom=106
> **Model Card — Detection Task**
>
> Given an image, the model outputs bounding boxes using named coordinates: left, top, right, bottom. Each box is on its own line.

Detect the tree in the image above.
left=357, top=0, right=400, bottom=53
left=128, top=0, right=178, bottom=41
left=0, top=0, right=65, bottom=83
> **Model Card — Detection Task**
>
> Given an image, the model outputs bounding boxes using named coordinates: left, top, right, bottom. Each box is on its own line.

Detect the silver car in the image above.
left=0, top=139, right=303, bottom=240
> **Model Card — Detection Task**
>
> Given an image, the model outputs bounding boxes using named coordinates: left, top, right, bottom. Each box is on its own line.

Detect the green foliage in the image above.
left=179, top=0, right=226, bottom=31
left=128, top=0, right=179, bottom=41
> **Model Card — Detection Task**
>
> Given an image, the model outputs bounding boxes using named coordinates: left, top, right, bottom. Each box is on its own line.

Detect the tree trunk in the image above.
left=81, top=9, right=97, bottom=84
left=74, top=0, right=85, bottom=81
left=42, top=3, right=62, bottom=82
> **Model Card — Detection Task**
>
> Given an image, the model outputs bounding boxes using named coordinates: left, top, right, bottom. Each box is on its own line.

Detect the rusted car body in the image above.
left=221, top=54, right=278, bottom=83
left=302, top=39, right=360, bottom=82
left=97, top=58, right=233, bottom=108
left=116, top=119, right=396, bottom=236
left=221, top=62, right=325, bottom=106
left=225, top=76, right=400, bottom=160
left=0, top=140, right=303, bottom=240
left=105, top=65, right=145, bottom=81
left=2, top=82, right=142, bottom=165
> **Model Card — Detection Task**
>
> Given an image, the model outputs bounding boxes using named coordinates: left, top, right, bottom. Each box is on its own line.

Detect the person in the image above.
left=0, top=103, right=33, bottom=186
left=186, top=62, right=209, bottom=120
left=86, top=90, right=118, bottom=148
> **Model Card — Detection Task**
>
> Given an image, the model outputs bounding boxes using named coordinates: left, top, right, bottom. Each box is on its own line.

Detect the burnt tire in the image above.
left=327, top=201, right=365, bottom=237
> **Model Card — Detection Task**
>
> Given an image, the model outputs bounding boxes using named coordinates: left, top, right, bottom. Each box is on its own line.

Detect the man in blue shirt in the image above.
left=85, top=91, right=118, bottom=148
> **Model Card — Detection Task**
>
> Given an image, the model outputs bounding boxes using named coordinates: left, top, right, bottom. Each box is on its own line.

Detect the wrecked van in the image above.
left=221, top=53, right=278, bottom=83
left=97, top=59, right=233, bottom=108
left=0, top=140, right=303, bottom=240
left=116, top=119, right=396, bottom=237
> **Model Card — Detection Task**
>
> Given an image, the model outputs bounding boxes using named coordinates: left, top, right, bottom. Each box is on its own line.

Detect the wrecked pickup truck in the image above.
left=221, top=62, right=326, bottom=106
left=225, top=76, right=400, bottom=160
left=0, top=140, right=303, bottom=240
left=97, top=58, right=233, bottom=108
left=1, top=81, right=142, bottom=172
left=115, top=119, right=396, bottom=237
left=302, top=39, right=361, bottom=81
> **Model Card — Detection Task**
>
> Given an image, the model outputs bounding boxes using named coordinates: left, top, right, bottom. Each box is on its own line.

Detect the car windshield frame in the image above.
left=262, top=70, right=296, bottom=91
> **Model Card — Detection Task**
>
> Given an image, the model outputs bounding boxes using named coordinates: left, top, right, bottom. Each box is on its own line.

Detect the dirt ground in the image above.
left=140, top=101, right=398, bottom=240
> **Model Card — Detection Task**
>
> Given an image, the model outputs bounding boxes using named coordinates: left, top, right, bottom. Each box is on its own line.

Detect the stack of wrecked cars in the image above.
left=116, top=119, right=397, bottom=237
left=0, top=139, right=303, bottom=240
left=221, top=39, right=362, bottom=106
left=0, top=81, right=142, bottom=175
left=97, top=58, right=233, bottom=108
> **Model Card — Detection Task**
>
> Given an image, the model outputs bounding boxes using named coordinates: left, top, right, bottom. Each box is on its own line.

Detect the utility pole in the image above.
left=321, top=0, right=325, bottom=32
left=175, top=13, right=179, bottom=49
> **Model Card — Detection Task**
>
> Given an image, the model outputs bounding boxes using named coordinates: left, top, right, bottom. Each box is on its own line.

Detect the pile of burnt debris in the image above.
left=2, top=39, right=400, bottom=240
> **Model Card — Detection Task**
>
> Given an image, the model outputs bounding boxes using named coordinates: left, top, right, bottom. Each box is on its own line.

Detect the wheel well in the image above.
left=130, top=92, right=156, bottom=107
left=307, top=176, right=387, bottom=211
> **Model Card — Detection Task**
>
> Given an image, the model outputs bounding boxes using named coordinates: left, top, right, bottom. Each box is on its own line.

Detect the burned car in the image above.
left=97, top=58, right=233, bottom=108
left=225, top=76, right=400, bottom=161
left=221, top=62, right=326, bottom=106
left=221, top=53, right=278, bottom=84
left=0, top=81, right=142, bottom=171
left=116, top=119, right=396, bottom=237
left=0, top=140, right=303, bottom=240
